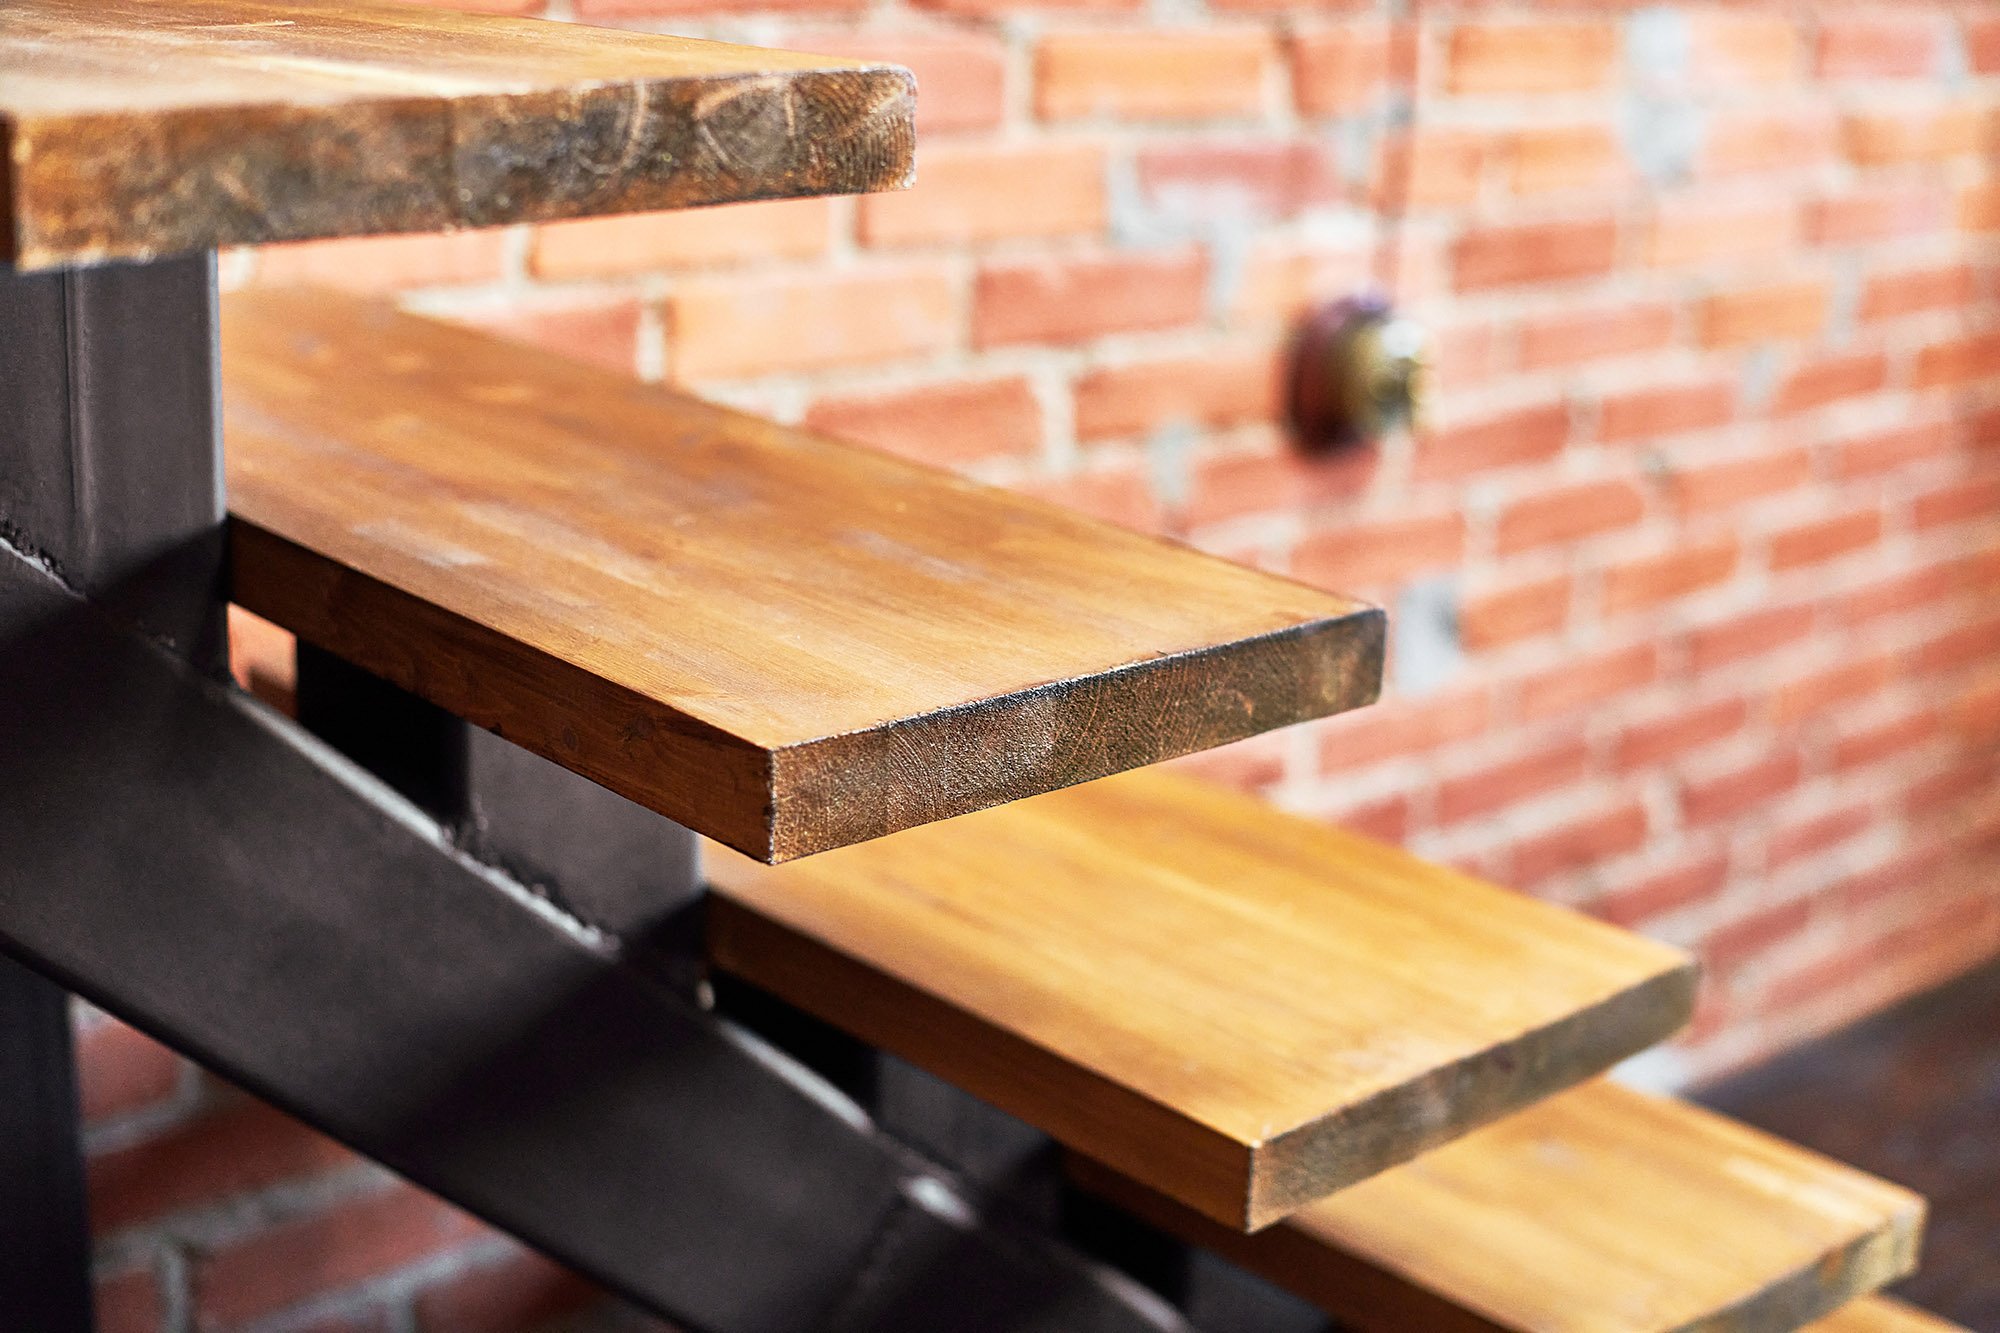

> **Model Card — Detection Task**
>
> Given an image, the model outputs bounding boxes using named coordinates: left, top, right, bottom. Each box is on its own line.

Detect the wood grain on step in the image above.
left=706, top=771, right=1695, bottom=1229
left=223, top=292, right=1384, bottom=862
left=1807, top=1299, right=1969, bottom=1333
left=1, top=0, right=913, bottom=269
left=1073, top=1079, right=1924, bottom=1332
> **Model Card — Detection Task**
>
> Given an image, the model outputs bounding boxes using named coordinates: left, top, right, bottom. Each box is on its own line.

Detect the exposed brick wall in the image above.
left=80, top=1, right=2000, bottom=1327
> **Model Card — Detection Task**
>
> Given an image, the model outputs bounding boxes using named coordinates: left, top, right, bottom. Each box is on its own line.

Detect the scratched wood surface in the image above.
left=1074, top=1079, right=1926, bottom=1332
left=706, top=771, right=1695, bottom=1229
left=1808, top=1299, right=1969, bottom=1333
left=222, top=292, right=1384, bottom=862
left=0, top=0, right=914, bottom=269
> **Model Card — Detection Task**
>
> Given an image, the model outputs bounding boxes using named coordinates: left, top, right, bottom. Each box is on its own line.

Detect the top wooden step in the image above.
left=0, top=0, right=914, bottom=270
left=1812, top=1299, right=1969, bottom=1333
left=222, top=291, right=1384, bottom=862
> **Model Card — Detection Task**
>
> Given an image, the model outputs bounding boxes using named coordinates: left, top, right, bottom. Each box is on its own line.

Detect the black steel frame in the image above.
left=0, top=253, right=1237, bottom=1333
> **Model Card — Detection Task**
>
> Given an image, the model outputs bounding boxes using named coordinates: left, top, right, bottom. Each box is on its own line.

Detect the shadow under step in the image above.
left=222, top=291, right=1385, bottom=863
left=705, top=770, right=1696, bottom=1232
left=1, top=0, right=915, bottom=270
left=1073, top=1077, right=1925, bottom=1333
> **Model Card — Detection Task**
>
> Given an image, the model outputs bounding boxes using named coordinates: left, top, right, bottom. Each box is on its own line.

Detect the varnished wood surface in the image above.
left=1075, top=1079, right=1925, bottom=1332
left=1, top=0, right=914, bottom=269
left=1808, top=1299, right=1969, bottom=1333
left=222, top=292, right=1384, bottom=862
left=706, top=771, right=1695, bottom=1229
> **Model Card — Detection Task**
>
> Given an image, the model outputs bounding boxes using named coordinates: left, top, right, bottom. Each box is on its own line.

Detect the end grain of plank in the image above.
left=222, top=292, right=1384, bottom=862
left=707, top=771, right=1696, bottom=1229
left=1, top=0, right=914, bottom=269
left=1074, top=1079, right=1925, bottom=1333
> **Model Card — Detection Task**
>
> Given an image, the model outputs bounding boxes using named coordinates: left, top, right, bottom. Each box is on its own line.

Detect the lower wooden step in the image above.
left=706, top=771, right=1695, bottom=1232
left=1072, top=1078, right=1924, bottom=1333
left=1809, top=1298, right=1969, bottom=1333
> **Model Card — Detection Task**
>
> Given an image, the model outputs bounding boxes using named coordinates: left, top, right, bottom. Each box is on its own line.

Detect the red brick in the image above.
left=1597, top=380, right=1735, bottom=443
left=1806, top=186, right=1946, bottom=245
left=1912, top=330, right=2000, bottom=391
left=1841, top=106, right=1980, bottom=166
left=1459, top=573, right=1570, bottom=650
left=1829, top=422, right=1950, bottom=479
left=1816, top=16, right=1942, bottom=80
left=1073, top=347, right=1279, bottom=441
left=1685, top=604, right=1816, bottom=673
left=1506, top=125, right=1624, bottom=196
left=805, top=377, right=1040, bottom=467
left=1019, top=464, right=1159, bottom=531
left=580, top=0, right=858, bottom=12
left=1445, top=21, right=1617, bottom=96
left=1682, top=751, right=1803, bottom=826
left=1411, top=402, right=1570, bottom=481
left=1697, top=279, right=1828, bottom=347
left=96, top=1263, right=165, bottom=1333
left=1915, top=475, right=2000, bottom=529
left=1229, top=238, right=1373, bottom=324
left=782, top=30, right=1006, bottom=133
left=1326, top=794, right=1412, bottom=844
left=973, top=249, right=1205, bottom=348
left=1602, top=538, right=1739, bottom=616
left=911, top=0, right=1137, bottom=18
left=1645, top=200, right=1793, bottom=267
left=1614, top=696, right=1749, bottom=771
left=412, top=1245, right=597, bottom=1333
left=1961, top=180, right=2000, bottom=233
left=1594, top=852, right=1730, bottom=928
left=1773, top=352, right=1888, bottom=415
left=1517, top=302, right=1677, bottom=371
left=1705, top=896, right=1812, bottom=973
left=1291, top=24, right=1396, bottom=116
left=193, top=1185, right=483, bottom=1328
left=1037, top=31, right=1272, bottom=122
left=1701, top=109, right=1838, bottom=178
left=1453, top=217, right=1618, bottom=291
left=1292, top=512, right=1466, bottom=591
left=1860, top=263, right=1977, bottom=322
left=1495, top=478, right=1646, bottom=553
left=1970, top=16, right=2000, bottom=73
left=1185, top=440, right=1378, bottom=530
left=1168, top=732, right=1289, bottom=792
left=77, top=1021, right=182, bottom=1125
left=1436, top=738, right=1591, bottom=825
left=228, top=605, right=296, bottom=713
left=1769, top=806, right=1876, bottom=871
left=1137, top=141, right=1336, bottom=219
left=90, top=1096, right=360, bottom=1233
left=1668, top=448, right=1812, bottom=514
left=1319, top=687, right=1491, bottom=773
left=1833, top=708, right=1938, bottom=771
left=860, top=144, right=1104, bottom=247
left=254, top=230, right=509, bottom=292
left=1514, top=643, right=1658, bottom=723
left=1769, top=508, right=1883, bottom=570
left=1771, top=653, right=1899, bottom=727
left=667, top=264, right=956, bottom=380
left=1914, top=615, right=2000, bottom=676
left=532, top=198, right=830, bottom=277
left=1375, top=128, right=1490, bottom=210
left=1512, top=802, right=1649, bottom=888
left=1688, top=13, right=1801, bottom=86
left=1839, top=564, right=1958, bottom=627
left=1954, top=679, right=2000, bottom=746
left=449, top=298, right=642, bottom=377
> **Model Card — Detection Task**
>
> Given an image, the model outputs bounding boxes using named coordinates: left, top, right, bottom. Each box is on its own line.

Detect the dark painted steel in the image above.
left=0, top=954, right=95, bottom=1333
left=0, top=253, right=225, bottom=669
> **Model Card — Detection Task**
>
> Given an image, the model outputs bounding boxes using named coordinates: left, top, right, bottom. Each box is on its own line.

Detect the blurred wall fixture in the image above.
left=1287, top=296, right=1428, bottom=453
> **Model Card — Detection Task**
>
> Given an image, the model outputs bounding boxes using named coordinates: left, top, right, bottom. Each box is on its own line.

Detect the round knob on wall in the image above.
left=1287, top=296, right=1428, bottom=453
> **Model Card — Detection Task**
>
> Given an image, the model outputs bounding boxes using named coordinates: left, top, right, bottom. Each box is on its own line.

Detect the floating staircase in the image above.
left=0, top=2, right=1965, bottom=1331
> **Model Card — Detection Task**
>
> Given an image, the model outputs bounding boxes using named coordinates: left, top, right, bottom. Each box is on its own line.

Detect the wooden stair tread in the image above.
left=222, top=292, right=1384, bottom=863
left=2, top=0, right=913, bottom=269
left=1808, top=1299, right=1968, bottom=1333
left=705, top=771, right=1696, bottom=1230
left=1074, top=1078, right=1925, bottom=1333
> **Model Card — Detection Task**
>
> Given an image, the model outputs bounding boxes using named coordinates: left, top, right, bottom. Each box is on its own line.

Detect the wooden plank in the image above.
left=706, top=771, right=1696, bottom=1230
left=1073, top=1079, right=1926, bottom=1333
left=222, top=291, right=1385, bottom=863
left=1, top=0, right=914, bottom=269
left=1808, top=1299, right=1969, bottom=1333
